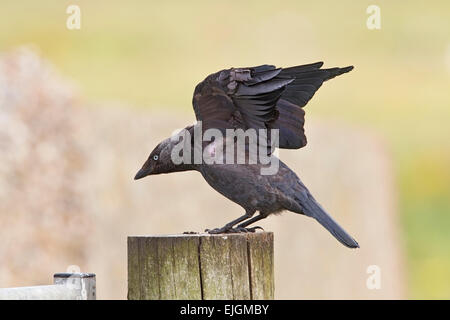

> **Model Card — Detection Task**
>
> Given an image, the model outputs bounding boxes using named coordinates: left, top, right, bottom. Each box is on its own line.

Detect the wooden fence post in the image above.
left=128, top=232, right=274, bottom=300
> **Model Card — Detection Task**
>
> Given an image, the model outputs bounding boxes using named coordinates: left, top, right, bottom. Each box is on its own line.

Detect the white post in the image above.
left=0, top=273, right=96, bottom=300
left=53, top=273, right=96, bottom=300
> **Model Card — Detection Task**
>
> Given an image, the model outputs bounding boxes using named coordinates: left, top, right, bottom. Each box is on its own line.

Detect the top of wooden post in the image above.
left=128, top=232, right=272, bottom=237
left=128, top=231, right=274, bottom=300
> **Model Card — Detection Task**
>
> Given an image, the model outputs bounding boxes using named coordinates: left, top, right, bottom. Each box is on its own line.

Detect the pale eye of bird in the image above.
left=153, top=155, right=159, bottom=161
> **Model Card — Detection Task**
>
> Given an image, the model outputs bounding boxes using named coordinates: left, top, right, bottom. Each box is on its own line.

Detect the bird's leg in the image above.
left=206, top=210, right=255, bottom=234
left=235, top=212, right=269, bottom=232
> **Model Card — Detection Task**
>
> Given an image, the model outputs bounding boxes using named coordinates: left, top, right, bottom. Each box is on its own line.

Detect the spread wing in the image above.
left=192, top=62, right=353, bottom=149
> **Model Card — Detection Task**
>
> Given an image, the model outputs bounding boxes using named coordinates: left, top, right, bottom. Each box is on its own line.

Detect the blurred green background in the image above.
left=1, top=0, right=449, bottom=298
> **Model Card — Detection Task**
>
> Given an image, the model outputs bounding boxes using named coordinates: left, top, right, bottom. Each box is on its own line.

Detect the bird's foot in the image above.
left=236, top=225, right=264, bottom=232
left=205, top=227, right=230, bottom=234
left=205, top=226, right=263, bottom=234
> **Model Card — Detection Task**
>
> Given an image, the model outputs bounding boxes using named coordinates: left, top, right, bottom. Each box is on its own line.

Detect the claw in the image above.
left=236, top=226, right=262, bottom=233
left=206, top=226, right=263, bottom=234
left=234, top=225, right=264, bottom=233
left=205, top=227, right=229, bottom=234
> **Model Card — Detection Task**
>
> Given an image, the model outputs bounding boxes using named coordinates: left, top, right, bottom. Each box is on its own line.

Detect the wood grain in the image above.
left=127, top=232, right=274, bottom=300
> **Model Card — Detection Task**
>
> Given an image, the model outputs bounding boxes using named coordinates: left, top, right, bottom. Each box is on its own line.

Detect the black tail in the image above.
left=299, top=193, right=359, bottom=248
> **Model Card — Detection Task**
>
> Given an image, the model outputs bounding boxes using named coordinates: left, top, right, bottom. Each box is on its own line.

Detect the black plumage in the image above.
left=135, top=62, right=359, bottom=248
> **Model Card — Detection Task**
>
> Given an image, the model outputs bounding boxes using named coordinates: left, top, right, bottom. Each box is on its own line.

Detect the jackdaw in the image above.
left=135, top=62, right=359, bottom=248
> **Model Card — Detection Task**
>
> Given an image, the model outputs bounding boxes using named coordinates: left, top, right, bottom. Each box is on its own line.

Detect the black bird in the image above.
left=135, top=62, right=359, bottom=248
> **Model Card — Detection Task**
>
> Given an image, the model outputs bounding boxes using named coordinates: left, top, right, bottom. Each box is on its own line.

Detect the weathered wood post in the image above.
left=128, top=232, right=274, bottom=300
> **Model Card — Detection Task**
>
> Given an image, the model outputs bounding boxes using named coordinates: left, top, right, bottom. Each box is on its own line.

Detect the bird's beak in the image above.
left=134, top=168, right=150, bottom=180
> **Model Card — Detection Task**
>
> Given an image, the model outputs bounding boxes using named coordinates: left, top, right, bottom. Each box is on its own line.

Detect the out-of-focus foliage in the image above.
left=0, top=49, right=405, bottom=299
left=0, top=0, right=449, bottom=298
left=0, top=48, right=90, bottom=285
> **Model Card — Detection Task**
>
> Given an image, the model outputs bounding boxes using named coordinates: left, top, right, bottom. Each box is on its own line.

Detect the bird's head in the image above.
left=134, top=137, right=176, bottom=180
left=134, top=126, right=195, bottom=180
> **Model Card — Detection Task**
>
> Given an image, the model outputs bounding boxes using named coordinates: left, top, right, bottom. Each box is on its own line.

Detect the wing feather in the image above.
left=192, top=62, right=353, bottom=150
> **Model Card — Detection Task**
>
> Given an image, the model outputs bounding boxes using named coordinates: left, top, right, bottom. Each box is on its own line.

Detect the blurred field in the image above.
left=83, top=108, right=405, bottom=299
left=0, top=49, right=405, bottom=299
left=0, top=1, right=450, bottom=298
